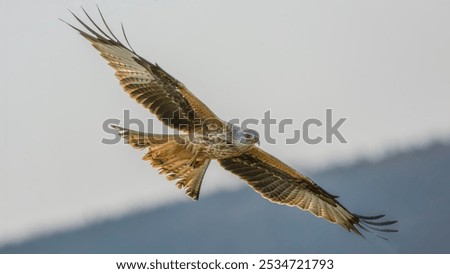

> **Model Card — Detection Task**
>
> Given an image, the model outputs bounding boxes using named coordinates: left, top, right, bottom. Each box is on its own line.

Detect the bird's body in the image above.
left=64, top=8, right=397, bottom=239
left=186, top=122, right=256, bottom=159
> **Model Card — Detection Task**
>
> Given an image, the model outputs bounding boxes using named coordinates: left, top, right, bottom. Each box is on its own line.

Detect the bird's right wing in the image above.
left=63, top=8, right=220, bottom=132
left=219, top=146, right=397, bottom=238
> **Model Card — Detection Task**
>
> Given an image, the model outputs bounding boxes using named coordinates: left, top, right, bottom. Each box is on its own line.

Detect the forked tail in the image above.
left=111, top=125, right=210, bottom=200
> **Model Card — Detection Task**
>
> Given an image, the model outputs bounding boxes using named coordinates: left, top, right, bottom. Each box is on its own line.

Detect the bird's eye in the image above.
left=244, top=134, right=252, bottom=139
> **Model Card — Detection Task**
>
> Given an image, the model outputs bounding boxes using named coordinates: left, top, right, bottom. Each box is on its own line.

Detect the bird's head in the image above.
left=237, top=128, right=260, bottom=146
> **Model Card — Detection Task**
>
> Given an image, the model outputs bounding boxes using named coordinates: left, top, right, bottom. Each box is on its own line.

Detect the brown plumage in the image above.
left=63, top=8, right=397, bottom=239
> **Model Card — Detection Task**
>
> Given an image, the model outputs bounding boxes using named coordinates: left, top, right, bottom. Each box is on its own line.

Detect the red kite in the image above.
left=63, top=8, right=397, bottom=239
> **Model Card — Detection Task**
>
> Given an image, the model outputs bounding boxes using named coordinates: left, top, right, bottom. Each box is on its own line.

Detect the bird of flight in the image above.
left=63, top=8, right=397, bottom=239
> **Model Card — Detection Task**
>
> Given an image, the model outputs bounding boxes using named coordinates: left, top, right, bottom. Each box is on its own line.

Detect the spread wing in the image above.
left=63, top=8, right=220, bottom=132
left=219, top=146, right=397, bottom=238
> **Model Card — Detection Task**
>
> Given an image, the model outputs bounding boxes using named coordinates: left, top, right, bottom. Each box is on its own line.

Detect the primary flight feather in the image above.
left=63, top=8, right=397, bottom=239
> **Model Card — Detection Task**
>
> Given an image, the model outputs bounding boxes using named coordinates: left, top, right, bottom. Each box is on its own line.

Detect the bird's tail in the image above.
left=111, top=125, right=210, bottom=200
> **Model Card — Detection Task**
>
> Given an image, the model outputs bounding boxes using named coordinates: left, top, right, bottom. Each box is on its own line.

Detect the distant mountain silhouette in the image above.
left=2, top=142, right=450, bottom=253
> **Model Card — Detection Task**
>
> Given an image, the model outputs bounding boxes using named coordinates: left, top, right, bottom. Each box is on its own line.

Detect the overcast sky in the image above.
left=2, top=0, right=450, bottom=246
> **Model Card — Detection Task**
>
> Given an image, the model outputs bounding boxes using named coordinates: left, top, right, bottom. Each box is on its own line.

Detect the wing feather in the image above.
left=219, top=146, right=397, bottom=238
left=64, top=9, right=220, bottom=132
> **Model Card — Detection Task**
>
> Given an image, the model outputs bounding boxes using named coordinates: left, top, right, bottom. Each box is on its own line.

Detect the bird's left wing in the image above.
left=63, top=8, right=220, bottom=132
left=219, top=146, right=397, bottom=238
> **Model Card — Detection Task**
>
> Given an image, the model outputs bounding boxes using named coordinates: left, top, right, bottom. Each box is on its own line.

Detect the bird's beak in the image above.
left=256, top=139, right=260, bottom=146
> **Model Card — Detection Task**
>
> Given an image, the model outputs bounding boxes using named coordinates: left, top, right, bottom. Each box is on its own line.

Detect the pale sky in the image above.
left=2, top=0, right=450, bottom=246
